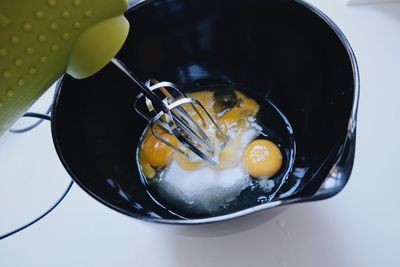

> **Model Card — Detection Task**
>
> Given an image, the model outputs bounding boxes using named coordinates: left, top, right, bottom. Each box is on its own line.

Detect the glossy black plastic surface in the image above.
left=52, top=0, right=358, bottom=223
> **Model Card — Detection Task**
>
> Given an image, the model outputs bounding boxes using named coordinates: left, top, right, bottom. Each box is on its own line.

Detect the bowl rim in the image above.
left=50, top=0, right=360, bottom=225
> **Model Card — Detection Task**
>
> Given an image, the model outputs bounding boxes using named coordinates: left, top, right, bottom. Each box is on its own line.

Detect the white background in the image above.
left=348, top=0, right=400, bottom=5
left=1, top=0, right=400, bottom=266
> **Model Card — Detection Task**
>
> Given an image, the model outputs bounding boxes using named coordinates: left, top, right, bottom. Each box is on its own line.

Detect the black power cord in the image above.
left=0, top=112, right=74, bottom=240
left=0, top=181, right=73, bottom=240
left=8, top=105, right=53, bottom=134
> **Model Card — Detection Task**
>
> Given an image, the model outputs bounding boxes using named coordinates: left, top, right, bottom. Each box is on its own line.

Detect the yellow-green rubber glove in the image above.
left=0, top=0, right=130, bottom=136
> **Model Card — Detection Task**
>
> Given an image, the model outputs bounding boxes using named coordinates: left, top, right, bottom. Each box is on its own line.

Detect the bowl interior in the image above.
left=52, top=0, right=355, bottom=222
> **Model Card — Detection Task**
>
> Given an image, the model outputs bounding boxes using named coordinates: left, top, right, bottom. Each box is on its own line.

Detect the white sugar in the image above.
left=155, top=128, right=259, bottom=214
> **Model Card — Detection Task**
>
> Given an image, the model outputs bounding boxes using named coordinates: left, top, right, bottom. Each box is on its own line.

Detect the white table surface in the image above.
left=1, top=0, right=400, bottom=266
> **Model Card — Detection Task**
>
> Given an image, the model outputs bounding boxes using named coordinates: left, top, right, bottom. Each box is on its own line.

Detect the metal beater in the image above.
left=111, top=58, right=228, bottom=166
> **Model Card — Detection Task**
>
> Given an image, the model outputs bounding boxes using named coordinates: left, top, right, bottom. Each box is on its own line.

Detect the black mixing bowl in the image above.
left=51, top=0, right=359, bottom=224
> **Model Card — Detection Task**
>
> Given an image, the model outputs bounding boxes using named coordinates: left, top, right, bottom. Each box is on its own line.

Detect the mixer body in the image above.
left=0, top=0, right=129, bottom=135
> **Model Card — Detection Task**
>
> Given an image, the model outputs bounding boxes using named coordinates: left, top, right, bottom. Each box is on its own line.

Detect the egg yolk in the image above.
left=186, top=91, right=216, bottom=125
left=140, top=89, right=268, bottom=179
left=217, top=143, right=240, bottom=170
left=140, top=133, right=179, bottom=169
left=174, top=153, right=205, bottom=171
left=220, top=110, right=248, bottom=137
left=243, top=139, right=282, bottom=179
left=140, top=160, right=156, bottom=179
left=187, top=91, right=215, bottom=111
left=235, top=91, right=260, bottom=117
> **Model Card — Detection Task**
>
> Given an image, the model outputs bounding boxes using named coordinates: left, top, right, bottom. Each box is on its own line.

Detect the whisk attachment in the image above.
left=136, top=80, right=228, bottom=166
left=111, top=58, right=228, bottom=166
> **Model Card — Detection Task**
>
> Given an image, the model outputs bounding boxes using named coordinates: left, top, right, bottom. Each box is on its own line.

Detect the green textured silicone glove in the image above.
left=0, top=0, right=129, bottom=136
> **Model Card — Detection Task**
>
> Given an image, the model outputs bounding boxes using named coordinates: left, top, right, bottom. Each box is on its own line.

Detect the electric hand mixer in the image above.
left=0, top=0, right=228, bottom=165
